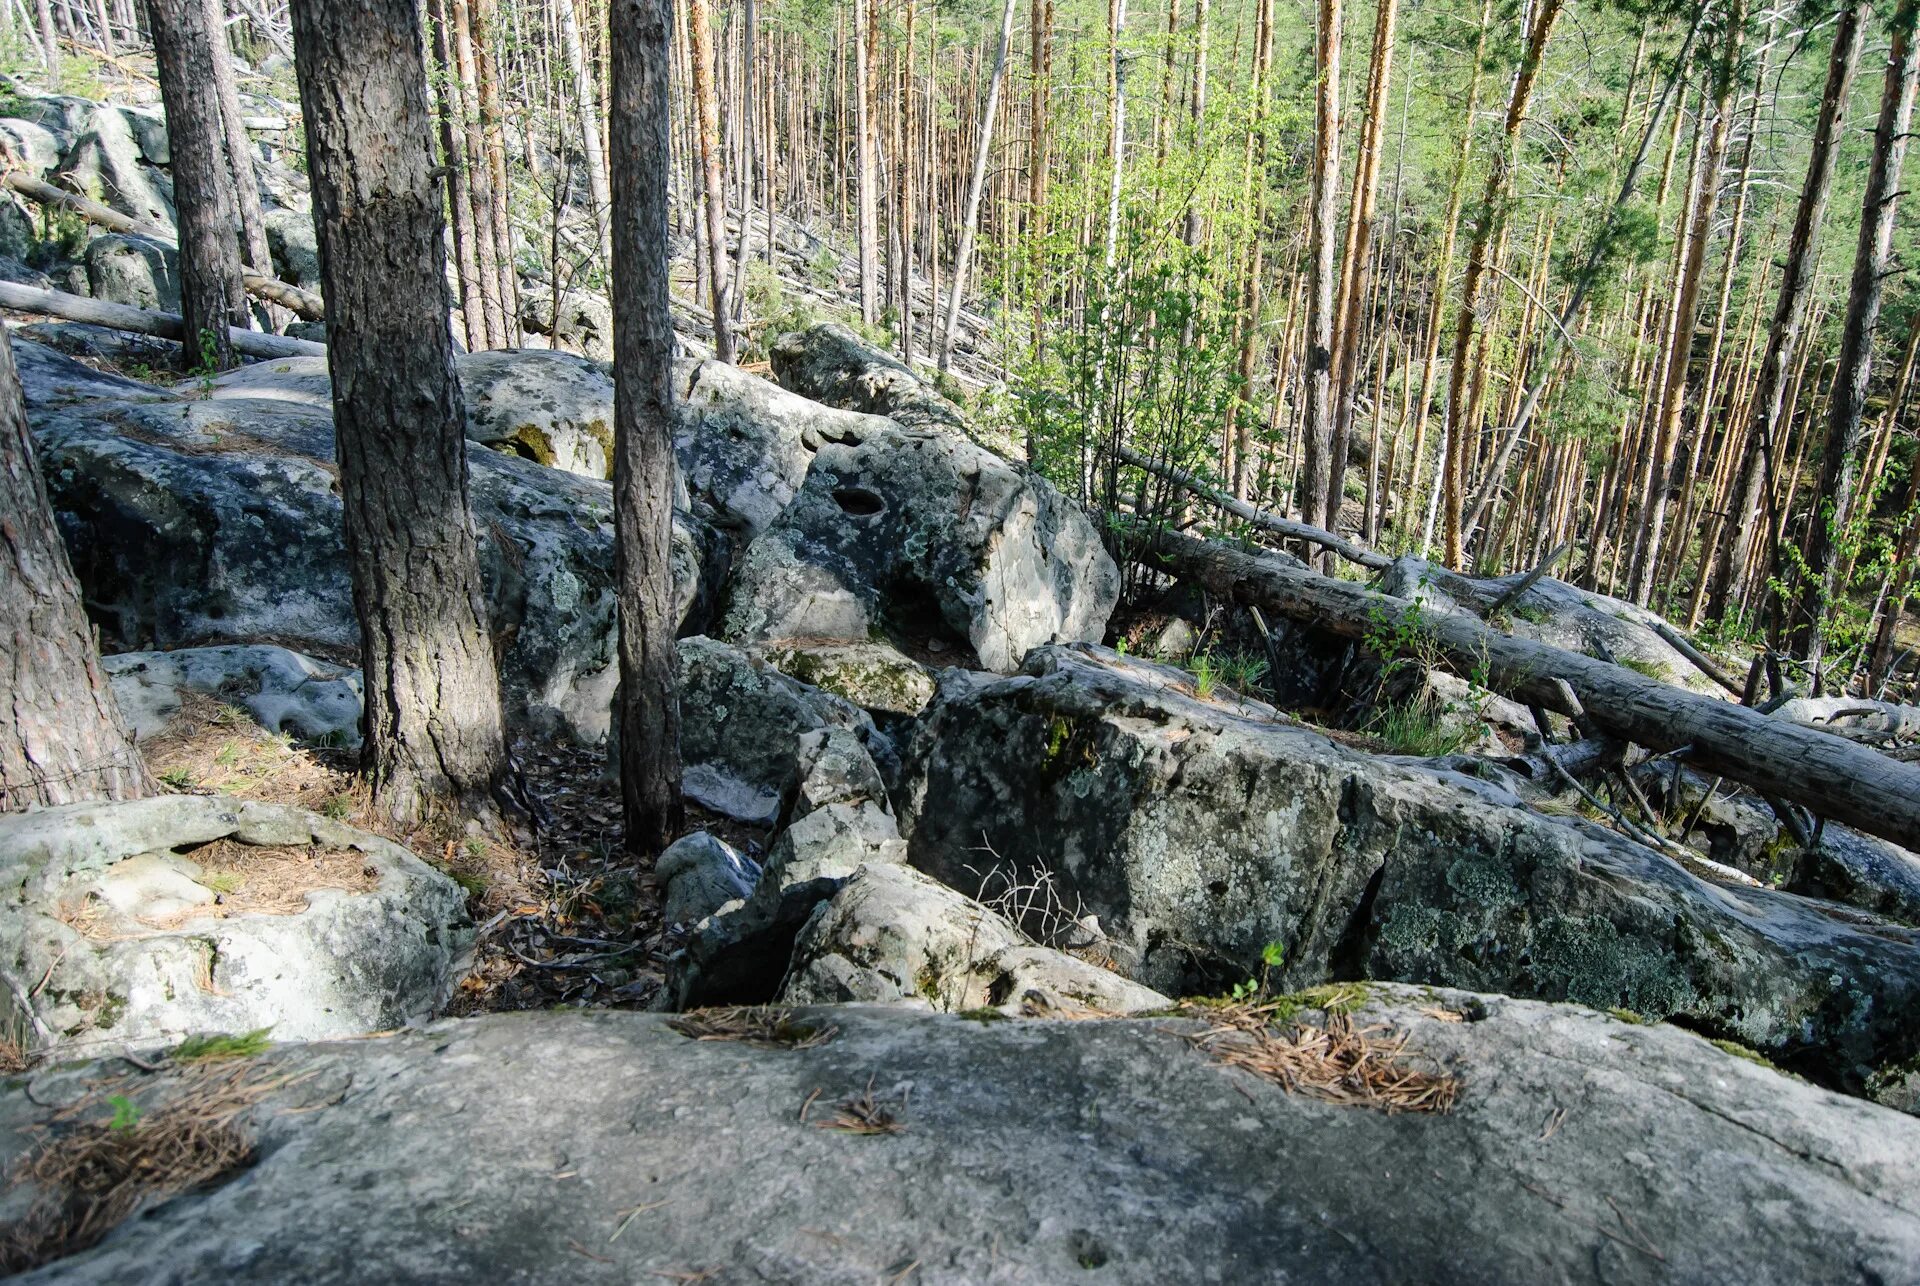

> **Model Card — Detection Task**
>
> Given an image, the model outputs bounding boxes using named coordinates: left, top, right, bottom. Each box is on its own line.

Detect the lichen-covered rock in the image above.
left=0, top=796, right=469, bottom=1058
left=104, top=644, right=363, bottom=747
left=458, top=349, right=615, bottom=478
left=518, top=289, right=613, bottom=362
left=677, top=356, right=891, bottom=539
left=896, top=643, right=1920, bottom=1107
left=24, top=340, right=704, bottom=744
left=676, top=636, right=881, bottom=824
left=677, top=726, right=905, bottom=1006
left=47, top=100, right=175, bottom=229
left=656, top=832, right=760, bottom=928
left=783, top=862, right=1170, bottom=1016
left=723, top=424, right=1117, bottom=672
left=756, top=641, right=937, bottom=717
left=263, top=206, right=320, bottom=291
left=84, top=233, right=178, bottom=312
left=7, top=992, right=1918, bottom=1284
left=771, top=322, right=970, bottom=436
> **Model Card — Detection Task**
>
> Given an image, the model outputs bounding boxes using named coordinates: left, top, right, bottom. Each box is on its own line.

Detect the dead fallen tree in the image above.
left=0, top=281, right=324, bottom=358
left=1116, top=445, right=1391, bottom=570
left=1147, top=529, right=1920, bottom=854
left=1, top=172, right=327, bottom=321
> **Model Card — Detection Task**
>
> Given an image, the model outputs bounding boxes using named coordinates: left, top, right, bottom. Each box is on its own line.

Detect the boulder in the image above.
left=83, top=233, right=180, bottom=313
left=655, top=832, right=759, bottom=928
left=677, top=355, right=890, bottom=539
left=50, top=102, right=174, bottom=230
left=896, top=643, right=1920, bottom=1108
left=6, top=992, right=1919, bottom=1283
left=0, top=796, right=469, bottom=1059
left=0, top=116, right=68, bottom=180
left=458, top=348, right=614, bottom=478
left=519, top=289, right=613, bottom=362
left=676, top=636, right=881, bottom=824
left=722, top=423, right=1118, bottom=672
left=770, top=322, right=970, bottom=436
left=783, top=862, right=1171, bottom=1016
left=676, top=726, right=905, bottom=1006
left=262, top=206, right=320, bottom=291
left=24, top=341, right=704, bottom=744
left=103, top=644, right=364, bottom=748
left=756, top=641, right=937, bottom=718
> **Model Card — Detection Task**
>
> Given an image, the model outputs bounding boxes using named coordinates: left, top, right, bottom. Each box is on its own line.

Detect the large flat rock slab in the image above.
left=6, top=990, right=1918, bottom=1283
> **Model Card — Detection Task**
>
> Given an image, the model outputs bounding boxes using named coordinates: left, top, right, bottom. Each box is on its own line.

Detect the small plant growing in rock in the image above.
left=171, top=1029, right=272, bottom=1064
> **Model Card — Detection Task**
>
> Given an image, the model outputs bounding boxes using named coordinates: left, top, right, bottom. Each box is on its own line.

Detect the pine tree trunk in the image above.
left=291, top=0, right=514, bottom=828
left=204, top=0, right=273, bottom=327
left=1, top=334, right=153, bottom=810
left=1706, top=0, right=1868, bottom=623
left=854, top=0, right=879, bottom=325
left=1291, top=0, right=1341, bottom=547
left=148, top=0, right=248, bottom=370
left=687, top=0, right=735, bottom=361
left=1440, top=0, right=1564, bottom=567
left=938, top=0, right=1017, bottom=372
left=429, top=0, right=488, bottom=353
left=609, top=0, right=684, bottom=854
left=558, top=0, right=614, bottom=271
left=1790, top=0, right=1920, bottom=665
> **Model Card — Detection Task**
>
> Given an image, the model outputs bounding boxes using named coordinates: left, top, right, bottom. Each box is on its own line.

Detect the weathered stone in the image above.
left=723, top=424, right=1118, bottom=672
left=757, top=641, right=937, bottom=718
left=897, top=643, right=1920, bottom=1107
left=783, top=862, right=1170, bottom=1015
left=518, top=289, right=613, bottom=362
left=458, top=348, right=614, bottom=479
left=24, top=340, right=704, bottom=744
left=0, top=796, right=468, bottom=1059
left=6, top=992, right=1919, bottom=1283
left=676, top=636, right=880, bottom=824
left=0, top=116, right=68, bottom=180
left=83, top=232, right=180, bottom=313
left=262, top=206, right=320, bottom=291
left=103, top=644, right=363, bottom=748
left=656, top=832, right=760, bottom=928
left=50, top=102, right=174, bottom=229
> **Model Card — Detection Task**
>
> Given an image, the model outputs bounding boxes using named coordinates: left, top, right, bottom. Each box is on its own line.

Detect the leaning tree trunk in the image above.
left=1706, top=0, right=1870, bottom=625
left=1790, top=0, right=1920, bottom=666
left=203, top=0, right=275, bottom=328
left=291, top=0, right=514, bottom=829
left=608, top=0, right=685, bottom=855
left=937, top=0, right=1018, bottom=373
left=147, top=0, right=249, bottom=370
left=0, top=335, right=154, bottom=810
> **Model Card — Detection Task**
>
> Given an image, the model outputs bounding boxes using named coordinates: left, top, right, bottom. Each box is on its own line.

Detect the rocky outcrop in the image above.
left=770, top=322, right=970, bottom=436
left=783, top=862, right=1170, bottom=1015
left=104, top=644, right=363, bottom=748
left=722, top=422, right=1118, bottom=672
left=756, top=641, right=937, bottom=718
left=0, top=796, right=469, bottom=1059
left=6, top=991, right=1918, bottom=1283
left=896, top=643, right=1920, bottom=1107
left=23, top=340, right=703, bottom=744
left=655, top=831, right=760, bottom=928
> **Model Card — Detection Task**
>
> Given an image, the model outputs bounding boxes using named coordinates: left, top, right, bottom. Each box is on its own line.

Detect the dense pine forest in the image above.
left=11, top=0, right=1919, bottom=687
left=5, top=0, right=1920, bottom=1276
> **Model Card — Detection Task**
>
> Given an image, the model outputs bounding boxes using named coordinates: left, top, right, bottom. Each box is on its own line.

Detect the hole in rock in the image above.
left=831, top=486, right=886, bottom=517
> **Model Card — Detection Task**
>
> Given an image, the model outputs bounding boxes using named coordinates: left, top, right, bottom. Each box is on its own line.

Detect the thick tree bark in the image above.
left=1292, top=0, right=1341, bottom=545
left=609, top=0, right=684, bottom=854
left=0, top=334, right=154, bottom=810
left=1147, top=530, right=1920, bottom=854
left=147, top=0, right=249, bottom=370
left=291, top=0, right=514, bottom=828
left=687, top=0, right=735, bottom=362
left=938, top=0, right=1016, bottom=372
left=1707, top=1, right=1869, bottom=624
left=1790, top=0, right=1920, bottom=665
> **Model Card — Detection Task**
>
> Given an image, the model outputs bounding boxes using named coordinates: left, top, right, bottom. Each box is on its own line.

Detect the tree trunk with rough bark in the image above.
left=0, top=334, right=154, bottom=810
left=1292, top=0, right=1340, bottom=546
left=609, top=0, right=684, bottom=854
left=147, top=0, right=249, bottom=370
left=688, top=0, right=735, bottom=361
left=291, top=0, right=515, bottom=829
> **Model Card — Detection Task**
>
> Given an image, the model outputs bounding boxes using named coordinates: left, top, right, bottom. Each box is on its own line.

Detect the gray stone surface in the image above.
left=896, top=643, right=1920, bottom=1107
left=771, top=321, right=971, bottom=435
left=656, top=832, right=760, bottom=927
left=103, top=644, right=363, bottom=748
left=519, top=289, right=613, bottom=362
left=459, top=348, right=615, bottom=479
left=783, top=862, right=1171, bottom=1015
left=722, top=422, right=1118, bottom=673
left=0, top=796, right=469, bottom=1059
left=756, top=640, right=937, bottom=717
left=262, top=206, right=320, bottom=291
left=7, top=991, right=1919, bottom=1283
left=24, top=340, right=704, bottom=744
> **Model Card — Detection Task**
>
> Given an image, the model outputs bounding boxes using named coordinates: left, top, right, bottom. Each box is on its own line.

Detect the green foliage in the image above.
left=106, top=1095, right=142, bottom=1132
left=172, top=1029, right=273, bottom=1063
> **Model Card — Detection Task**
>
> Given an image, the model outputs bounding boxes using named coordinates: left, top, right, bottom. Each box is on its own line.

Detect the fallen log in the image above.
left=1147, top=529, right=1920, bottom=854
left=1, top=172, right=327, bottom=321
left=1115, top=444, right=1391, bottom=570
left=0, top=281, right=324, bottom=358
